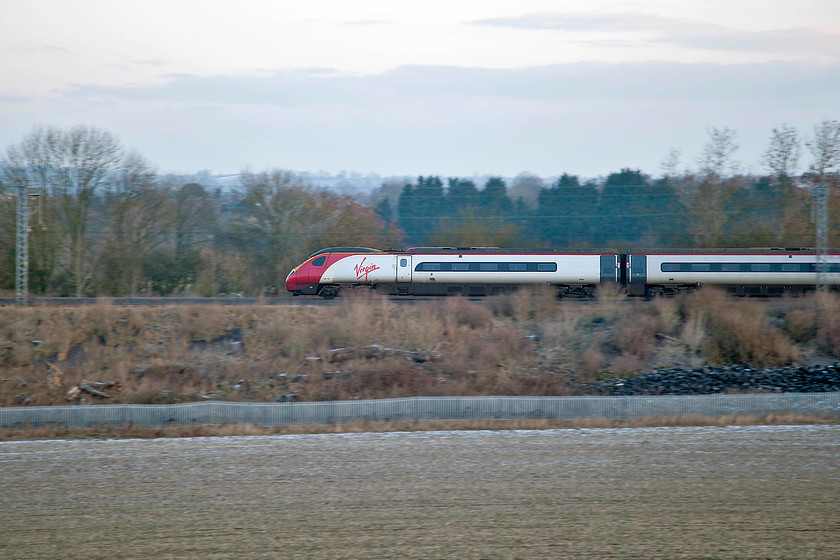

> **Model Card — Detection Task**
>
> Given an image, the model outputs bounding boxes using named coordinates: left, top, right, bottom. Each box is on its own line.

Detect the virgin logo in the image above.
left=354, top=257, right=380, bottom=281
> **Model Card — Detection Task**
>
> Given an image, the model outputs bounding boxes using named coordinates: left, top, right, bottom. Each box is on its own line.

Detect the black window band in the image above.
left=414, top=262, right=558, bottom=273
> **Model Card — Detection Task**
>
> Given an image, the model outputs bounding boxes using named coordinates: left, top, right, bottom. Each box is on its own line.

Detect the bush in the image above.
left=678, top=289, right=799, bottom=366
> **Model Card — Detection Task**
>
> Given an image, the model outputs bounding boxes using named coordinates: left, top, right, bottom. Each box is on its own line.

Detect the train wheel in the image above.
left=319, top=286, right=340, bottom=299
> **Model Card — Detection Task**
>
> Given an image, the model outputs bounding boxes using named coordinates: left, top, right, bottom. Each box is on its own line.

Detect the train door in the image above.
left=397, top=255, right=412, bottom=283
left=627, top=254, right=647, bottom=296
left=600, top=254, right=619, bottom=283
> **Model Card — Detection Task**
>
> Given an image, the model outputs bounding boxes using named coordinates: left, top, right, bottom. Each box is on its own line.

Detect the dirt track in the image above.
left=1, top=426, right=838, bottom=559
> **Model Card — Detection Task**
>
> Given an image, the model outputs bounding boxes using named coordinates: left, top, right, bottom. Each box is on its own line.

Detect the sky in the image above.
left=1, top=0, right=839, bottom=180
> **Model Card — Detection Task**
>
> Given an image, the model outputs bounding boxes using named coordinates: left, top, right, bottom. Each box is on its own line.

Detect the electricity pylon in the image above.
left=14, top=181, right=43, bottom=305
left=15, top=180, right=29, bottom=305
left=814, top=182, right=828, bottom=292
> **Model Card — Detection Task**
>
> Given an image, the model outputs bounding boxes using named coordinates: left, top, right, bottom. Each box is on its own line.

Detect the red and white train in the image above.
left=285, top=247, right=840, bottom=298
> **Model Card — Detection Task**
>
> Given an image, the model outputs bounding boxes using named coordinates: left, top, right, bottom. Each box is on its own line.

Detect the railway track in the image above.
left=0, top=293, right=779, bottom=307
left=0, top=295, right=482, bottom=306
left=0, top=296, right=313, bottom=306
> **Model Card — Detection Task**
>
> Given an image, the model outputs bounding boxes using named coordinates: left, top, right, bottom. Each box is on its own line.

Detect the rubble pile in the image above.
left=586, top=363, right=840, bottom=395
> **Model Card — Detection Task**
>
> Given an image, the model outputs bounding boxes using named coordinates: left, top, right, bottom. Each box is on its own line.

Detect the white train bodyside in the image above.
left=643, top=253, right=840, bottom=286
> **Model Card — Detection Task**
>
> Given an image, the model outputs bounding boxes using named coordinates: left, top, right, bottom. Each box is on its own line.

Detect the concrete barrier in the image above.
left=2, top=393, right=839, bottom=429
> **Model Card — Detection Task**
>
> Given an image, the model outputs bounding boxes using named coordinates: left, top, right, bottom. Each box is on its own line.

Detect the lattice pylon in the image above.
left=15, top=181, right=30, bottom=305
left=814, top=182, right=829, bottom=292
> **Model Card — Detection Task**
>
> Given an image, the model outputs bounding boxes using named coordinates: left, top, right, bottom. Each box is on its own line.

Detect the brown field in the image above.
left=1, top=425, right=838, bottom=559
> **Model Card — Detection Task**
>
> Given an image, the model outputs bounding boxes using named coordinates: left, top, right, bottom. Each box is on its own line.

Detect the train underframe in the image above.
left=318, top=282, right=535, bottom=298
left=640, top=283, right=828, bottom=298
left=314, top=282, right=607, bottom=299
left=307, top=282, right=834, bottom=299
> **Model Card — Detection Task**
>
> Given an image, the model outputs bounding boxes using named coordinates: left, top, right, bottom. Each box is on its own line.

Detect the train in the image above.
left=284, top=246, right=840, bottom=298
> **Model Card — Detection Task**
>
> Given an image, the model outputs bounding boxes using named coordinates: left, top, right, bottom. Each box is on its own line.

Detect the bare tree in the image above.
left=805, top=118, right=840, bottom=182
left=762, top=124, right=801, bottom=181
left=99, top=151, right=167, bottom=295
left=3, top=125, right=123, bottom=295
left=698, top=127, right=740, bottom=180
left=233, top=169, right=390, bottom=292
left=659, top=147, right=682, bottom=179
left=168, top=181, right=217, bottom=291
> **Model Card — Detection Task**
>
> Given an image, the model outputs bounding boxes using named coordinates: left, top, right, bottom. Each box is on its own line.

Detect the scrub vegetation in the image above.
left=2, top=288, right=839, bottom=406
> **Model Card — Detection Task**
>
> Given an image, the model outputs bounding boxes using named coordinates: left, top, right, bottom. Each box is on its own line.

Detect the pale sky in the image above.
left=1, top=0, right=838, bottom=179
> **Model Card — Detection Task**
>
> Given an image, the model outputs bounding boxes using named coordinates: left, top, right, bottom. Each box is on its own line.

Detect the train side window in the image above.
left=312, top=256, right=327, bottom=267
left=691, top=264, right=711, bottom=272
left=720, top=263, right=740, bottom=272
left=661, top=263, right=680, bottom=272
left=416, top=262, right=441, bottom=271
left=451, top=263, right=469, bottom=271
left=751, top=264, right=771, bottom=272
left=508, top=263, right=527, bottom=272
left=480, top=263, right=499, bottom=271
left=781, top=263, right=799, bottom=272
left=400, top=258, right=407, bottom=267
left=807, top=263, right=840, bottom=273
left=537, top=263, right=557, bottom=272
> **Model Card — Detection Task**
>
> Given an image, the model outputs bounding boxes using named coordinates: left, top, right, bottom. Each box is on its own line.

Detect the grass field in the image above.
left=1, top=425, right=838, bottom=559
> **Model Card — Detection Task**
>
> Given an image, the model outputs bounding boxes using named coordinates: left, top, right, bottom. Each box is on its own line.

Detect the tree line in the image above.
left=1, top=122, right=838, bottom=297
left=377, top=123, right=840, bottom=249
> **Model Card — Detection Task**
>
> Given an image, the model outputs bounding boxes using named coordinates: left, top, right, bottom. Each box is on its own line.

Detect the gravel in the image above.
left=584, top=363, right=840, bottom=395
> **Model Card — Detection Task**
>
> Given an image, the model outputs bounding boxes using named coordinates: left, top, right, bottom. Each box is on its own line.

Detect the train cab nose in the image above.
left=285, top=267, right=301, bottom=293
left=285, top=254, right=328, bottom=294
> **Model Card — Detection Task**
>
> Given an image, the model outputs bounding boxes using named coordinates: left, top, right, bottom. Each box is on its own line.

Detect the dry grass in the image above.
left=1, top=290, right=839, bottom=406
left=1, top=413, right=837, bottom=442
left=676, top=288, right=802, bottom=366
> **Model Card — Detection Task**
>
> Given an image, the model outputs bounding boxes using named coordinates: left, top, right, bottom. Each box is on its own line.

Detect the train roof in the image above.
left=308, top=247, right=383, bottom=257
left=307, top=247, right=839, bottom=258
left=627, top=247, right=821, bottom=255
left=404, top=247, right=619, bottom=254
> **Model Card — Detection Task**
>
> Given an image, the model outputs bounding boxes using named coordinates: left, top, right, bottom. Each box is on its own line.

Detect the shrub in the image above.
left=813, top=292, right=840, bottom=356
left=679, top=289, right=799, bottom=366
left=611, top=313, right=659, bottom=360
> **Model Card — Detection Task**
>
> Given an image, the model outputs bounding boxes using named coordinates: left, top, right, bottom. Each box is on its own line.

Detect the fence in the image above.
left=2, top=393, right=839, bottom=429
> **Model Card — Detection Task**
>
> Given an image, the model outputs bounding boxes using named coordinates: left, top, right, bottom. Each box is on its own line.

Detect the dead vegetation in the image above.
left=2, top=413, right=838, bottom=442
left=1, top=288, right=839, bottom=406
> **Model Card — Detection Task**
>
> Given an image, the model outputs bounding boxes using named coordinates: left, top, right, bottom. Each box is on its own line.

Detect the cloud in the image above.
left=128, top=59, right=170, bottom=67
left=342, top=18, right=392, bottom=26
left=26, top=44, right=72, bottom=56
left=60, top=61, right=840, bottom=108
left=6, top=60, right=838, bottom=177
left=0, top=93, right=33, bottom=103
left=63, top=68, right=361, bottom=106
left=474, top=12, right=840, bottom=58
left=476, top=12, right=675, bottom=32
left=2, top=44, right=72, bottom=57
